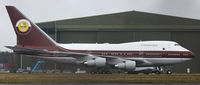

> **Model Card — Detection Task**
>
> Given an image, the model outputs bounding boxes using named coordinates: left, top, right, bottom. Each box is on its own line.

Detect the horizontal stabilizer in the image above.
left=6, top=46, right=87, bottom=57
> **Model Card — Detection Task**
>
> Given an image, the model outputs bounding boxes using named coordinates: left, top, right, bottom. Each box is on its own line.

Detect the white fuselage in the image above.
left=59, top=41, right=188, bottom=51
left=54, top=41, right=193, bottom=67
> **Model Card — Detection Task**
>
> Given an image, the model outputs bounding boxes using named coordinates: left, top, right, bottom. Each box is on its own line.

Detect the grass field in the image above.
left=0, top=74, right=199, bottom=84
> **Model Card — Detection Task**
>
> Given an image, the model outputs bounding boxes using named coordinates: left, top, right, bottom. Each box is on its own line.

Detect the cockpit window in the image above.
left=175, top=44, right=180, bottom=46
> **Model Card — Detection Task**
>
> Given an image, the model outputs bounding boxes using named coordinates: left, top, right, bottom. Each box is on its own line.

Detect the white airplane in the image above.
left=5, top=6, right=194, bottom=74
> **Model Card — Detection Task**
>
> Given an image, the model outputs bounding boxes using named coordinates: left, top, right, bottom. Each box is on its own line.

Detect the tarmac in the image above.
left=0, top=74, right=199, bottom=84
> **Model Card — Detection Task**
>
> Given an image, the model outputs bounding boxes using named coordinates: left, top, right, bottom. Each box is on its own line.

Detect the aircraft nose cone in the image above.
left=190, top=52, right=195, bottom=58
left=187, top=51, right=195, bottom=59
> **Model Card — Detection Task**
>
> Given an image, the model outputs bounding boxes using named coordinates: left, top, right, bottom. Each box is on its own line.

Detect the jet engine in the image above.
left=115, top=60, right=136, bottom=70
left=84, top=57, right=106, bottom=67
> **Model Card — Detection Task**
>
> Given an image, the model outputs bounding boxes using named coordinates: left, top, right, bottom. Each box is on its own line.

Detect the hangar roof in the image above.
left=37, top=11, right=200, bottom=31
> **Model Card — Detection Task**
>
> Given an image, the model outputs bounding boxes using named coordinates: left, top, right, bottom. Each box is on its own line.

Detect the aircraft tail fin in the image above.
left=6, top=6, right=57, bottom=49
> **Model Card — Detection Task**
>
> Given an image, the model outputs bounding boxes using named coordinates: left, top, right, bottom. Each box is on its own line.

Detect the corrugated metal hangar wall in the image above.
left=36, top=11, right=200, bottom=73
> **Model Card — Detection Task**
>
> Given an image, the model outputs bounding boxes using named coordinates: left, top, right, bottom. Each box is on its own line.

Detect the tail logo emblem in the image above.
left=16, top=19, right=31, bottom=34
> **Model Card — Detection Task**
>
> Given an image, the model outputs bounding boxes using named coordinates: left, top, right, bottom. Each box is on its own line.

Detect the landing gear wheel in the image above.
left=166, top=70, right=172, bottom=74
left=152, top=70, right=161, bottom=74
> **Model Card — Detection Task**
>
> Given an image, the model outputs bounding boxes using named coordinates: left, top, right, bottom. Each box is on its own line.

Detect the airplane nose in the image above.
left=189, top=51, right=195, bottom=58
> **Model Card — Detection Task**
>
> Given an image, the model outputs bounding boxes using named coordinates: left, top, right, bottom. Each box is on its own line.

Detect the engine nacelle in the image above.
left=84, top=57, right=106, bottom=67
left=115, top=61, right=136, bottom=70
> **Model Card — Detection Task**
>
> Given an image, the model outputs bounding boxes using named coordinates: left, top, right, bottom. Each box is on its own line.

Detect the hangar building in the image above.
left=27, top=10, right=200, bottom=73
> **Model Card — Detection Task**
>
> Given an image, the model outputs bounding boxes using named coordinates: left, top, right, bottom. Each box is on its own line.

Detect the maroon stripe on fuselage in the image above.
left=15, top=45, right=194, bottom=58
left=64, top=49, right=194, bottom=58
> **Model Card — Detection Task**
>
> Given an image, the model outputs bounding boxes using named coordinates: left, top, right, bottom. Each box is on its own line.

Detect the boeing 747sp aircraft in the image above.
left=5, top=6, right=194, bottom=74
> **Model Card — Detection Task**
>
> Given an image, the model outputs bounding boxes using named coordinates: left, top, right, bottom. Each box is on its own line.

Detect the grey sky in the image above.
left=0, top=0, right=200, bottom=51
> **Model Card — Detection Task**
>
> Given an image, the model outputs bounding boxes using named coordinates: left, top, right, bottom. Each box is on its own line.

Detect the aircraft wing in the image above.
left=6, top=46, right=144, bottom=64
left=5, top=46, right=88, bottom=57
left=6, top=46, right=118, bottom=58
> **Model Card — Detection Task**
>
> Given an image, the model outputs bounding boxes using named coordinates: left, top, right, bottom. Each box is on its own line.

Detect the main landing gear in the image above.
left=153, top=66, right=173, bottom=74
left=126, top=66, right=173, bottom=74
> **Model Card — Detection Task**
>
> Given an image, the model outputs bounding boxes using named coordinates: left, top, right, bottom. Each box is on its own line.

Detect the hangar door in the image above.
left=135, top=32, right=171, bottom=41
left=57, top=31, right=171, bottom=43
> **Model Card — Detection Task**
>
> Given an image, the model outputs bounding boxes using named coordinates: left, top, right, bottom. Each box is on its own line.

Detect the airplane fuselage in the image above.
left=53, top=41, right=194, bottom=67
